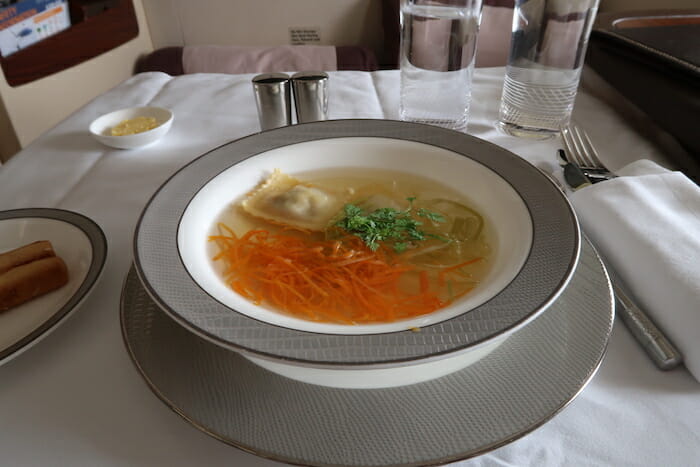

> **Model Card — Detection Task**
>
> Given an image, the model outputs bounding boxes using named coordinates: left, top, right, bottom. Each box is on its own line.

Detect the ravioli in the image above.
left=241, top=169, right=349, bottom=231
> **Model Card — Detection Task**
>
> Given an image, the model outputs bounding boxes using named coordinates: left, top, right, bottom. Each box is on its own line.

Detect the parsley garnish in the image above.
left=335, top=198, right=445, bottom=252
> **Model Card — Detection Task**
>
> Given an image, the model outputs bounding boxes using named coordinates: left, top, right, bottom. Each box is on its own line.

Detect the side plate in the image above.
left=0, top=208, right=107, bottom=365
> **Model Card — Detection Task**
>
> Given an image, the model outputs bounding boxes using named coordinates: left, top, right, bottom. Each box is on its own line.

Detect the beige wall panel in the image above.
left=142, top=0, right=185, bottom=48
left=144, top=0, right=384, bottom=56
left=0, top=100, right=20, bottom=163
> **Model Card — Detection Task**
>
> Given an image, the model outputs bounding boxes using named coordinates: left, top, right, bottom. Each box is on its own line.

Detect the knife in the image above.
left=558, top=149, right=612, bottom=184
left=563, top=159, right=592, bottom=190
left=561, top=157, right=684, bottom=371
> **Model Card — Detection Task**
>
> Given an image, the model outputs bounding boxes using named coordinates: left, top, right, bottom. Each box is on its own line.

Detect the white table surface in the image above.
left=0, top=68, right=698, bottom=467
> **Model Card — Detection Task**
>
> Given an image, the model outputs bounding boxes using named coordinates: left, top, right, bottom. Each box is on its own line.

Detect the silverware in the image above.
left=560, top=149, right=592, bottom=190
left=561, top=125, right=615, bottom=182
left=559, top=144, right=683, bottom=371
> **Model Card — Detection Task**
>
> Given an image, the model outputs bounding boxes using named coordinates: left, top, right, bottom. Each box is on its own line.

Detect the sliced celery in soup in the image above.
left=210, top=167, right=494, bottom=323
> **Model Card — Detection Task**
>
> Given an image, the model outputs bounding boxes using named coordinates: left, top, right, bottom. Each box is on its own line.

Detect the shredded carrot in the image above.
left=209, top=224, right=482, bottom=324
left=210, top=226, right=426, bottom=323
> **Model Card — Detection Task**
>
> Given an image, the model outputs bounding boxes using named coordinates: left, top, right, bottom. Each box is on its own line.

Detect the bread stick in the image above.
left=0, top=240, right=56, bottom=276
left=0, top=256, right=69, bottom=312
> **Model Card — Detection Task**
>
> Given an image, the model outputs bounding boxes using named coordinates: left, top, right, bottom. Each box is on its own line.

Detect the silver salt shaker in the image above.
left=291, top=71, right=329, bottom=123
left=252, top=73, right=292, bottom=131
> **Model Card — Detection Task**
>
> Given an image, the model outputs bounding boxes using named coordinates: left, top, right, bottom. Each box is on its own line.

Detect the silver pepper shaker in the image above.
left=291, top=71, right=329, bottom=123
left=252, top=73, right=292, bottom=131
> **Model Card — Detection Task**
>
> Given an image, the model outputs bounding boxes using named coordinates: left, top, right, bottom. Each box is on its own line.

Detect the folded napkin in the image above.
left=570, top=160, right=700, bottom=381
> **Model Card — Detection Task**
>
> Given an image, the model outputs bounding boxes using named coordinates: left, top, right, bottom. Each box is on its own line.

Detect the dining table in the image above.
left=0, top=66, right=698, bottom=467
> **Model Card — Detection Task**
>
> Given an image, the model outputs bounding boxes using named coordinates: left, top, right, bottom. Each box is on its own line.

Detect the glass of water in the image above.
left=497, top=0, right=600, bottom=139
left=399, top=0, right=483, bottom=133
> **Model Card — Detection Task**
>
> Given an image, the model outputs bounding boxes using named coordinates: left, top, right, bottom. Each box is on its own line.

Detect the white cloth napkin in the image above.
left=570, top=160, right=700, bottom=381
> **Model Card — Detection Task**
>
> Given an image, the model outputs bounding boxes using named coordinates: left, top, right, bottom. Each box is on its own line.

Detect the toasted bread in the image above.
left=0, top=256, right=69, bottom=312
left=0, top=240, right=56, bottom=276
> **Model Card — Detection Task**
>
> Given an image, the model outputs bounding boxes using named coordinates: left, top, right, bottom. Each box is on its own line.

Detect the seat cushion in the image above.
left=135, top=45, right=378, bottom=76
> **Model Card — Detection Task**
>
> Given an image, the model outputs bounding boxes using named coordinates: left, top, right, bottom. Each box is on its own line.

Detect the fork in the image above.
left=561, top=125, right=615, bottom=181
left=557, top=126, right=683, bottom=370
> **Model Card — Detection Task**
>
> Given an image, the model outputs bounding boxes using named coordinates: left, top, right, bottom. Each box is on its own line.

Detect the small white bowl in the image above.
left=89, top=106, right=173, bottom=149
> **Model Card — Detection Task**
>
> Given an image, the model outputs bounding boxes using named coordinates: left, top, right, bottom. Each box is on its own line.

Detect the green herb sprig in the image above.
left=335, top=197, right=445, bottom=253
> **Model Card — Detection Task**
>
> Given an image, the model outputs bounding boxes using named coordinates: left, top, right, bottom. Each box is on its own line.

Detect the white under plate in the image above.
left=0, top=209, right=107, bottom=365
left=121, top=238, right=614, bottom=466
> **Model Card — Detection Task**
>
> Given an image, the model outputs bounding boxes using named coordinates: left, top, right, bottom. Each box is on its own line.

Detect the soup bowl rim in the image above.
left=178, top=136, right=533, bottom=335
left=133, top=119, right=581, bottom=369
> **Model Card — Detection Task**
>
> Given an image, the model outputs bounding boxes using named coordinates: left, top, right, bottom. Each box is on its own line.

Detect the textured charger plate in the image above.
left=133, top=119, right=580, bottom=366
left=120, top=240, right=613, bottom=467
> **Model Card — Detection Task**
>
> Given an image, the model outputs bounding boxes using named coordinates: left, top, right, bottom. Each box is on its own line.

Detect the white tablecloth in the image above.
left=0, top=68, right=698, bottom=466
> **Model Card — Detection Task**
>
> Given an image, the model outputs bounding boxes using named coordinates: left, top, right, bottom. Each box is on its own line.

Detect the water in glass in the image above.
left=399, top=1, right=481, bottom=132
left=497, top=0, right=599, bottom=138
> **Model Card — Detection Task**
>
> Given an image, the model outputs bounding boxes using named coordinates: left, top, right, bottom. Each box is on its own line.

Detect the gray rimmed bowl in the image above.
left=134, top=120, right=580, bottom=388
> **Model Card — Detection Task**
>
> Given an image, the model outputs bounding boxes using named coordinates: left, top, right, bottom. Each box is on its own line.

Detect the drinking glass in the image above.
left=399, top=0, right=483, bottom=132
left=497, top=0, right=600, bottom=138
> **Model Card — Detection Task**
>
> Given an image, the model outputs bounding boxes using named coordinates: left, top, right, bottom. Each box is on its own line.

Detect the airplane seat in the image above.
left=134, top=44, right=378, bottom=76
left=134, top=0, right=514, bottom=77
